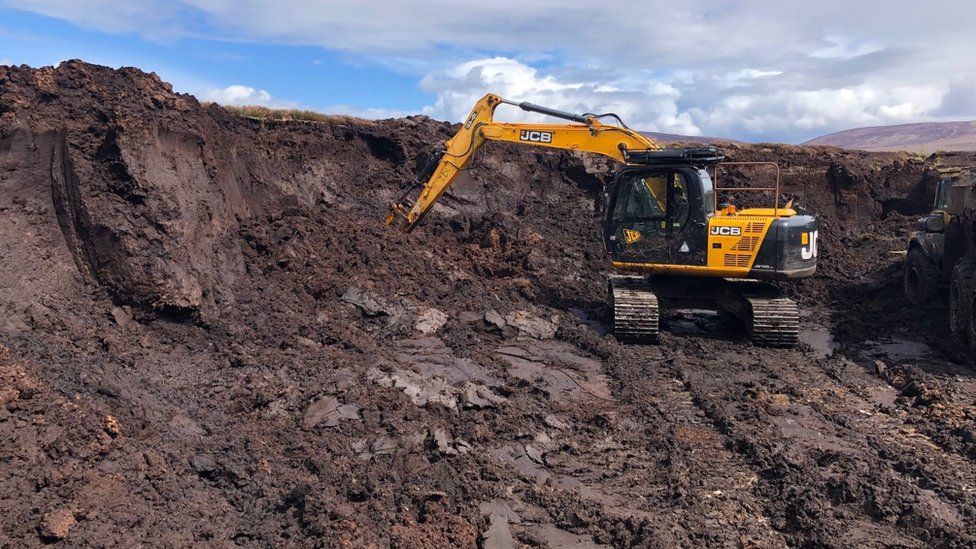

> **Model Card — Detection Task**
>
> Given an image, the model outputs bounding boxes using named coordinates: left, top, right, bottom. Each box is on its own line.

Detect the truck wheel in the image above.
left=904, top=247, right=938, bottom=305
left=950, top=259, right=976, bottom=336
left=968, top=298, right=976, bottom=359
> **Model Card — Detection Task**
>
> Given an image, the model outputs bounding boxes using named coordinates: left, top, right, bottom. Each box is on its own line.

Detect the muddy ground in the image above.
left=4, top=61, right=976, bottom=548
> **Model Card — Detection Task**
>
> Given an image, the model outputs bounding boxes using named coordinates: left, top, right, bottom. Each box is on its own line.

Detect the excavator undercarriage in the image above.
left=609, top=276, right=800, bottom=346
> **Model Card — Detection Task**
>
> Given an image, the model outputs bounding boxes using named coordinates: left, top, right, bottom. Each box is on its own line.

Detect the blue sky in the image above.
left=2, top=1, right=975, bottom=143
left=0, top=9, right=430, bottom=112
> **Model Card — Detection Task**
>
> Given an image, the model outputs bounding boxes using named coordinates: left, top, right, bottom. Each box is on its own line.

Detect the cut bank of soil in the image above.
left=3, top=60, right=976, bottom=547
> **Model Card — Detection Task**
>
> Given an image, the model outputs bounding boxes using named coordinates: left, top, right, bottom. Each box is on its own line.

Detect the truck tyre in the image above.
left=950, top=258, right=976, bottom=336
left=968, top=296, right=976, bottom=359
left=904, top=247, right=938, bottom=306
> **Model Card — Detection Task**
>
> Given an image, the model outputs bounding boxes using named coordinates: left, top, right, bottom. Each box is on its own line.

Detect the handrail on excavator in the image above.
left=713, top=162, right=782, bottom=215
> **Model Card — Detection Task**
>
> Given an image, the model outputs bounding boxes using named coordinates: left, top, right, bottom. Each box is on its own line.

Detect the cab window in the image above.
left=613, top=174, right=667, bottom=221
left=698, top=169, right=715, bottom=216
left=612, top=171, right=692, bottom=230
left=669, top=172, right=690, bottom=229
left=935, top=178, right=952, bottom=210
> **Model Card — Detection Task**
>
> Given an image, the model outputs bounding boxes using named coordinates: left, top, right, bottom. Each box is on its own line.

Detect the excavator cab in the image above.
left=604, top=165, right=715, bottom=267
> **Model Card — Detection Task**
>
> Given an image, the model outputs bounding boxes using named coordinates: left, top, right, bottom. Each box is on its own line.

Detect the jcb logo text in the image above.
left=801, top=230, right=819, bottom=260
left=519, top=130, right=553, bottom=143
left=710, top=226, right=741, bottom=236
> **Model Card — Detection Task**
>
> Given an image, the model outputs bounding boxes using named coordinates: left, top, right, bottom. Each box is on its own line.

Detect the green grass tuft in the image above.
left=214, top=104, right=370, bottom=124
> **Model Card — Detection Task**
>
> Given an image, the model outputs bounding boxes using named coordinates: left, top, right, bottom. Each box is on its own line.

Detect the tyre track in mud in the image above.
left=356, top=306, right=976, bottom=547
left=869, top=351, right=976, bottom=465
left=523, top=325, right=787, bottom=546
left=639, top=330, right=976, bottom=547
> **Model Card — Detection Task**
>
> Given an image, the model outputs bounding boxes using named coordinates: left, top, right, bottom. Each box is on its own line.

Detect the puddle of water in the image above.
left=569, top=307, right=608, bottom=336
left=799, top=324, right=839, bottom=358
left=863, top=338, right=932, bottom=361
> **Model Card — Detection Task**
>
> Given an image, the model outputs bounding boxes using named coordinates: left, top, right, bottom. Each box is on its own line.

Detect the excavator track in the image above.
left=743, top=296, right=799, bottom=347
left=609, top=276, right=659, bottom=342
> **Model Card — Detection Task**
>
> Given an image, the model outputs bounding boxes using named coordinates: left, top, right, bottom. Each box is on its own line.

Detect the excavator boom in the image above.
left=386, top=93, right=660, bottom=232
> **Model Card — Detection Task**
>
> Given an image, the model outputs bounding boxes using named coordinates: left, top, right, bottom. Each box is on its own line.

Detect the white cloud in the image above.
left=689, top=84, right=945, bottom=138
left=810, top=34, right=883, bottom=60
left=414, top=57, right=952, bottom=140
left=0, top=58, right=12, bottom=66
left=419, top=57, right=701, bottom=135
left=201, top=56, right=953, bottom=142
left=7, top=0, right=976, bottom=141
left=722, top=69, right=783, bottom=87
left=202, top=84, right=273, bottom=106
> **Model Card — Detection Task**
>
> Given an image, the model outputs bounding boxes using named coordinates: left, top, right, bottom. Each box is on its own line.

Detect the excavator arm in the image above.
left=386, top=93, right=661, bottom=232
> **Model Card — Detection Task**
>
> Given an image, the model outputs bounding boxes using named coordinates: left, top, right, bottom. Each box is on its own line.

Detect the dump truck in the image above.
left=904, top=167, right=976, bottom=344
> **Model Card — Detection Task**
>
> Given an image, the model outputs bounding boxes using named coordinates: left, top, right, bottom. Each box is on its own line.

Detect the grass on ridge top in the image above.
left=215, top=104, right=369, bottom=124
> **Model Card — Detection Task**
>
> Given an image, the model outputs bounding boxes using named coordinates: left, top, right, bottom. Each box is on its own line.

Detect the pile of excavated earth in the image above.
left=5, top=60, right=976, bottom=547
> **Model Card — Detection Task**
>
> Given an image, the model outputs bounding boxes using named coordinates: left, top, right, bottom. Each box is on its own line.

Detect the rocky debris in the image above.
left=303, top=396, right=361, bottom=429
left=505, top=310, right=559, bottom=340
left=370, top=436, right=399, bottom=456
left=293, top=335, right=322, bottom=348
left=341, top=287, right=392, bottom=317
left=485, top=309, right=508, bottom=331
left=483, top=309, right=559, bottom=339
left=38, top=509, right=77, bottom=542
left=103, top=415, right=122, bottom=437
left=368, top=365, right=460, bottom=409
left=527, top=524, right=611, bottom=548
left=433, top=429, right=455, bottom=454
left=169, top=413, right=207, bottom=437
left=415, top=307, right=449, bottom=334
left=190, top=453, right=218, bottom=477
left=524, top=444, right=545, bottom=464
left=463, top=382, right=507, bottom=409
left=497, top=341, right=610, bottom=401
left=432, top=428, right=472, bottom=455
left=479, top=500, right=527, bottom=549
left=482, top=513, right=516, bottom=549
left=353, top=432, right=426, bottom=460
left=883, top=364, right=948, bottom=406
left=368, top=337, right=504, bottom=409
left=543, top=415, right=571, bottom=430
left=109, top=306, right=131, bottom=327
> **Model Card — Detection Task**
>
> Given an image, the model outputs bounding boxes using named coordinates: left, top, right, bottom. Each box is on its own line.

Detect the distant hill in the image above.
left=642, top=131, right=740, bottom=146
left=805, top=120, right=976, bottom=153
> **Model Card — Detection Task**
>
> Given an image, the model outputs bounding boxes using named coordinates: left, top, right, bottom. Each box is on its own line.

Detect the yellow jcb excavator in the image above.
left=386, top=94, right=818, bottom=346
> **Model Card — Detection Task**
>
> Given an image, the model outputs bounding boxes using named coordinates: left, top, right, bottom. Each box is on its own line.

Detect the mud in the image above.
left=4, top=60, right=976, bottom=547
